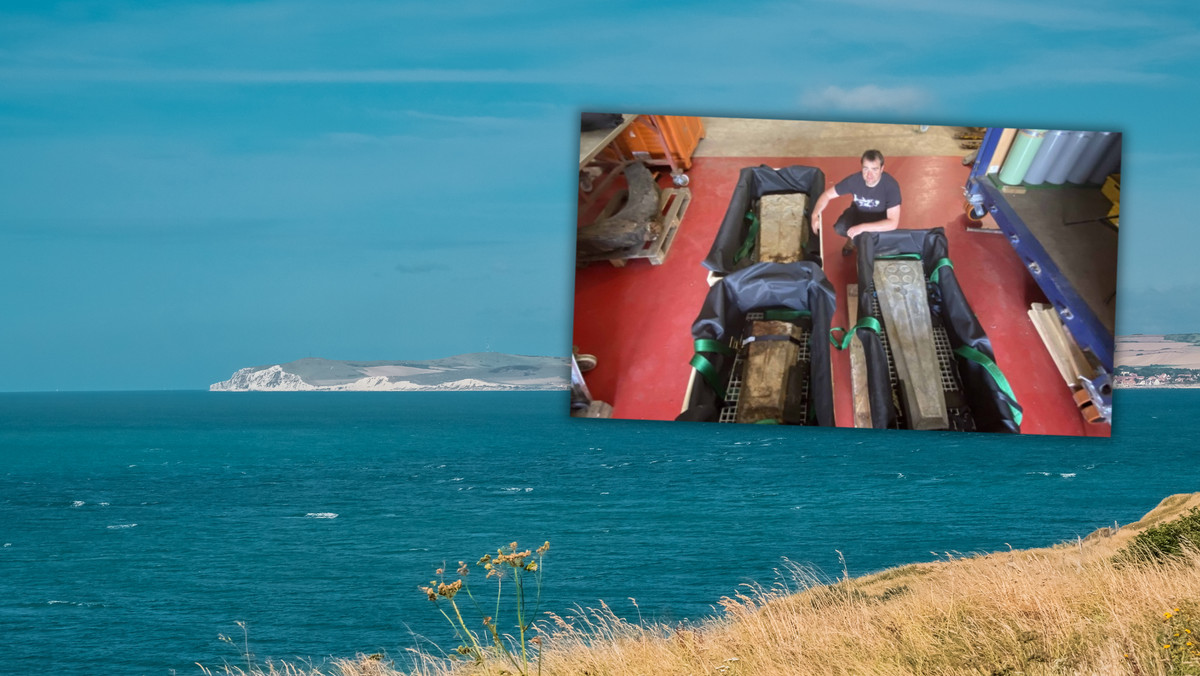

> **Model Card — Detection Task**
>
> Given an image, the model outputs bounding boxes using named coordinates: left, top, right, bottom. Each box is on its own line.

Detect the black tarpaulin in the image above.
left=703, top=165, right=825, bottom=275
left=679, top=261, right=837, bottom=426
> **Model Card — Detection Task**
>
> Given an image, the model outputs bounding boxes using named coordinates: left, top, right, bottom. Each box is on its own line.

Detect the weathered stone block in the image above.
left=756, top=193, right=809, bottom=263
left=736, top=320, right=805, bottom=424
left=873, top=260, right=948, bottom=430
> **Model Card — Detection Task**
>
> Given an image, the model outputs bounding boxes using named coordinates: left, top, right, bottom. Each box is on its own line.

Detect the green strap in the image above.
left=763, top=309, right=811, bottom=321
left=829, top=317, right=882, bottom=350
left=954, top=344, right=1023, bottom=425
left=694, top=338, right=734, bottom=356
left=930, top=257, right=953, bottom=284
left=755, top=419, right=780, bottom=425
left=690, top=338, right=734, bottom=400
left=734, top=210, right=759, bottom=263
left=876, top=253, right=921, bottom=260
left=689, top=354, right=724, bottom=400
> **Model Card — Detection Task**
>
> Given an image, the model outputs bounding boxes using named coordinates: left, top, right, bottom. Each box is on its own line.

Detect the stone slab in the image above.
left=873, top=260, right=948, bottom=430
left=756, top=193, right=809, bottom=263
left=736, top=320, right=805, bottom=424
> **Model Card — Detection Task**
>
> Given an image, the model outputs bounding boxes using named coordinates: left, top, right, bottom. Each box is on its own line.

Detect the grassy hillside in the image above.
left=201, top=494, right=1200, bottom=676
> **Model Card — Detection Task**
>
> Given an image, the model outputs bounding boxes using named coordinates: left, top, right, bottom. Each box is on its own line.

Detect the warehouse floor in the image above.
left=571, top=118, right=1113, bottom=438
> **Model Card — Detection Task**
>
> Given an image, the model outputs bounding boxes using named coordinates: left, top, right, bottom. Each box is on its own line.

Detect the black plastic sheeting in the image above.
left=678, top=261, right=836, bottom=426
left=703, top=165, right=825, bottom=275
left=852, top=228, right=1020, bottom=433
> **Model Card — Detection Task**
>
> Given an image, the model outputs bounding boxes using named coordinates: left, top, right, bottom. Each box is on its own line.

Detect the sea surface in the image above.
left=2, top=389, right=1198, bottom=675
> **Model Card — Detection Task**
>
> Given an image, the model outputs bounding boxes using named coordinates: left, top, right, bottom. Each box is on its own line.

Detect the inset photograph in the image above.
left=571, top=115, right=1118, bottom=437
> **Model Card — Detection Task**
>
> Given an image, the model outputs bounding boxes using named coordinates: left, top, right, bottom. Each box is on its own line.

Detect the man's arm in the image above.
left=846, top=204, right=901, bottom=238
left=811, top=186, right=840, bottom=235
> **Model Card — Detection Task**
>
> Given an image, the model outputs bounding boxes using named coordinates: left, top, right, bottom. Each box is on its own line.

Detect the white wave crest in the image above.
left=71, top=501, right=85, bottom=508
left=107, top=523, right=137, bottom=529
left=305, top=512, right=339, bottom=519
left=1061, top=473, right=1077, bottom=478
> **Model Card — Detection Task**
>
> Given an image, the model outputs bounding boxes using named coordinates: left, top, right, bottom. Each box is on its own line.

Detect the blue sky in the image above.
left=2, top=1, right=1198, bottom=391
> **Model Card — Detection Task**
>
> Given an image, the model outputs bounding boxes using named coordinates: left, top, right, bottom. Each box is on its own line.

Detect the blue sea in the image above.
left=2, top=389, right=1198, bottom=675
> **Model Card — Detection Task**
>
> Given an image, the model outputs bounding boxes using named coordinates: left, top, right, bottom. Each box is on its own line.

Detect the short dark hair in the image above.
left=861, top=149, right=885, bottom=165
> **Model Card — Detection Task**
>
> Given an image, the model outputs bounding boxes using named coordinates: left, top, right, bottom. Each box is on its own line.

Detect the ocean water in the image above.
left=2, top=389, right=1198, bottom=675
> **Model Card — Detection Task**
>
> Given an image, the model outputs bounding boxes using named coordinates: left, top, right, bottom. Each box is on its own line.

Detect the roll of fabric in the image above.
left=1068, top=131, right=1117, bottom=185
left=998, top=129, right=1046, bottom=185
left=1023, top=130, right=1070, bottom=185
left=1087, top=133, right=1122, bottom=185
left=1044, top=130, right=1094, bottom=185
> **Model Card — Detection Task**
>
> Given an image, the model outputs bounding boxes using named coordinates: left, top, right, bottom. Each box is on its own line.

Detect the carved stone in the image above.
left=756, top=193, right=809, bottom=263
left=873, top=260, right=948, bottom=430
left=736, top=320, right=804, bottom=424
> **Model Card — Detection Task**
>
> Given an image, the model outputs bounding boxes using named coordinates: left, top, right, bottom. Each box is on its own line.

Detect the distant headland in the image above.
left=209, top=334, right=1200, bottom=392
left=1114, top=334, right=1200, bottom=388
left=210, top=353, right=568, bottom=392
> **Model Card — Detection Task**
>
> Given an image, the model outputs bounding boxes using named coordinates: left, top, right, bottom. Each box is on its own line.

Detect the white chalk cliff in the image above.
left=210, top=354, right=568, bottom=392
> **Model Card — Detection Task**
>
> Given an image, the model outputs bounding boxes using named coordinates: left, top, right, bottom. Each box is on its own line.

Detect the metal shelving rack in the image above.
left=963, top=127, right=1115, bottom=422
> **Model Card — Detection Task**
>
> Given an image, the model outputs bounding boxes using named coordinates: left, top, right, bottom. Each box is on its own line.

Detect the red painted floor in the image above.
left=572, top=155, right=1111, bottom=438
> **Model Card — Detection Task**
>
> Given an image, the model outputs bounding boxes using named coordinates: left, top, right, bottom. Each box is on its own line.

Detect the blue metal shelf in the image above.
left=965, top=127, right=1114, bottom=421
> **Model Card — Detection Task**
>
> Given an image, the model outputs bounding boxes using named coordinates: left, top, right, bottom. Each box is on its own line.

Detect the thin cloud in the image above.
left=0, top=67, right=551, bottom=85
left=801, top=85, right=932, bottom=113
left=394, top=262, right=449, bottom=275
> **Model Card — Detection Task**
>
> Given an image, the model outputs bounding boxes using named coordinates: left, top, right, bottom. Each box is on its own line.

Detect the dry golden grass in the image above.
left=205, top=493, right=1200, bottom=676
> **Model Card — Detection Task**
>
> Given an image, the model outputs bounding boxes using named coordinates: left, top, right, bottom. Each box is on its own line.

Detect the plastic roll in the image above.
left=1045, top=131, right=1094, bottom=184
left=998, top=129, right=1046, bottom=185
left=1023, top=130, right=1070, bottom=185
left=1088, top=133, right=1122, bottom=185
left=1068, top=131, right=1116, bottom=184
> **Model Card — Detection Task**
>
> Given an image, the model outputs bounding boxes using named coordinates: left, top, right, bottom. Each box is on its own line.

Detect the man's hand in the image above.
left=812, top=211, right=822, bottom=235
left=846, top=225, right=859, bottom=239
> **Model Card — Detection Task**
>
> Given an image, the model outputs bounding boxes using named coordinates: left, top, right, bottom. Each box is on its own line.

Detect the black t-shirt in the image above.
left=835, top=172, right=901, bottom=215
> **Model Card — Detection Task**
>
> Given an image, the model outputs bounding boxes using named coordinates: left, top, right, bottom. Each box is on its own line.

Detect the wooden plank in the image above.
left=1028, top=303, right=1095, bottom=386
left=847, top=284, right=872, bottom=429
left=735, top=320, right=803, bottom=424
left=874, top=260, right=948, bottom=430
left=579, top=114, right=635, bottom=167
left=987, top=128, right=1018, bottom=175
left=755, top=193, right=808, bottom=263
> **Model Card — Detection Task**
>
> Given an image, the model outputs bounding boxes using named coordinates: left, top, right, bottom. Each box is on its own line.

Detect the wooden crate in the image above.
left=613, top=116, right=705, bottom=171
left=607, top=187, right=691, bottom=267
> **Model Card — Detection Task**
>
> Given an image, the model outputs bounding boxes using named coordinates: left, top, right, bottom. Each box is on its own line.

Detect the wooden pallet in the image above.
left=608, top=187, right=691, bottom=267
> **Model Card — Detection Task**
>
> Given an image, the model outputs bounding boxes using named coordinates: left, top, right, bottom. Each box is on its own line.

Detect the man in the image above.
left=812, top=149, right=902, bottom=256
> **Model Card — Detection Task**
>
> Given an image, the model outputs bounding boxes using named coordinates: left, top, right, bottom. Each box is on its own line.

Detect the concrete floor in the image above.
left=695, top=117, right=974, bottom=158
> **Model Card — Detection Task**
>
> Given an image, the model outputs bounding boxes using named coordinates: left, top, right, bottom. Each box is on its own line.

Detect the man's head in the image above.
left=861, top=149, right=885, bottom=187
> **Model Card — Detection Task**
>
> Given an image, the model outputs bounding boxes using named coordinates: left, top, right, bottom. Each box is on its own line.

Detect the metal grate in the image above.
left=867, top=284, right=974, bottom=431
left=718, top=311, right=812, bottom=424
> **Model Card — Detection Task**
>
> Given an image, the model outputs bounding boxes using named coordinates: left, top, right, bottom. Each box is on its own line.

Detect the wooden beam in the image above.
left=1028, top=303, right=1095, bottom=386
left=847, top=284, right=872, bottom=429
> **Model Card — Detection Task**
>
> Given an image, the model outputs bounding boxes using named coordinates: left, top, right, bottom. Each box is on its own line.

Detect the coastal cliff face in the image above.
left=210, top=354, right=568, bottom=392
left=210, top=365, right=316, bottom=392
